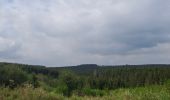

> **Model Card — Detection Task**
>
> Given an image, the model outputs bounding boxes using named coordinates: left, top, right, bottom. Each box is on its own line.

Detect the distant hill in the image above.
left=49, top=64, right=99, bottom=75
left=47, top=64, right=170, bottom=76
left=1, top=62, right=170, bottom=75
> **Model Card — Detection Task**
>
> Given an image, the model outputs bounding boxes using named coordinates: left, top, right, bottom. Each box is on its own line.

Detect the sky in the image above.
left=0, top=0, right=170, bottom=66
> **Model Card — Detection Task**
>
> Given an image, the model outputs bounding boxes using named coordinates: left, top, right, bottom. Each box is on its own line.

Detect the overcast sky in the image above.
left=0, top=0, right=170, bottom=66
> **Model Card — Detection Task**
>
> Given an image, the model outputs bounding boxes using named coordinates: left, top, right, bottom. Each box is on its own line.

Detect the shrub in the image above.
left=82, top=88, right=106, bottom=97
left=0, top=65, right=28, bottom=88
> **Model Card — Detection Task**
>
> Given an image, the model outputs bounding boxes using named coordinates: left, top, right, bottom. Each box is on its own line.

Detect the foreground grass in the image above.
left=0, top=85, right=170, bottom=100
left=0, top=86, right=64, bottom=100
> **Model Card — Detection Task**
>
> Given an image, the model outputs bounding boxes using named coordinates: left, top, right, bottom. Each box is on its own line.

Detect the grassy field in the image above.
left=0, top=84, right=170, bottom=100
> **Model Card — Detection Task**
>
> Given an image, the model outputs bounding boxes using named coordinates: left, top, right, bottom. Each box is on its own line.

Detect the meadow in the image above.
left=1, top=84, right=170, bottom=100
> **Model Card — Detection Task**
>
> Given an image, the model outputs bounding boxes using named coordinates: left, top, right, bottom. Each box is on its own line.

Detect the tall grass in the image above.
left=0, top=85, right=64, bottom=100
left=1, top=84, right=170, bottom=100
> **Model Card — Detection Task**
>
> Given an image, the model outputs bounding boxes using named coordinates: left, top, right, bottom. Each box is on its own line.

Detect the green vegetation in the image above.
left=1, top=62, right=170, bottom=100
left=1, top=84, right=170, bottom=100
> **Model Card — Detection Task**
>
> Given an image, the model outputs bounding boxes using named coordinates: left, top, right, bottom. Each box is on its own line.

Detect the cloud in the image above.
left=0, top=37, right=15, bottom=52
left=0, top=0, right=170, bottom=66
left=0, top=37, right=20, bottom=59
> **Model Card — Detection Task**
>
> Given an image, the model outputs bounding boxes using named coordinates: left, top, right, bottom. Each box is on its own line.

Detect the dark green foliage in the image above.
left=0, top=65, right=28, bottom=88
left=59, top=71, right=82, bottom=96
left=88, top=66, right=170, bottom=89
left=1, top=62, right=170, bottom=97
left=31, top=74, right=39, bottom=88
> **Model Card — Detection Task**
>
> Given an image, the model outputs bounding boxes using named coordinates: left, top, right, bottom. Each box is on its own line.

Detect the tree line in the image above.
left=1, top=62, right=170, bottom=96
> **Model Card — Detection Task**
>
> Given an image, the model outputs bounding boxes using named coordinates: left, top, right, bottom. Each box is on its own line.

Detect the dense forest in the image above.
left=1, top=62, right=170, bottom=100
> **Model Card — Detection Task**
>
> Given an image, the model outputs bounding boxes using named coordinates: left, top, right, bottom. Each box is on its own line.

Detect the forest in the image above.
left=1, top=62, right=170, bottom=100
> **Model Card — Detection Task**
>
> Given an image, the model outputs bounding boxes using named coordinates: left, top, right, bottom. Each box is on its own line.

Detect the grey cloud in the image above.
left=0, top=37, right=21, bottom=59
left=76, top=0, right=170, bottom=55
left=0, top=0, right=170, bottom=66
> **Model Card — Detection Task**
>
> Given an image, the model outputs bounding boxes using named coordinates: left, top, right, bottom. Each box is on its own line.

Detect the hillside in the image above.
left=1, top=62, right=170, bottom=99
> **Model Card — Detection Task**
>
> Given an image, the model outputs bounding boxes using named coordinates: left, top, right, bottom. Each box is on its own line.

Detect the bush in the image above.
left=0, top=65, right=28, bottom=88
left=82, top=88, right=106, bottom=96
